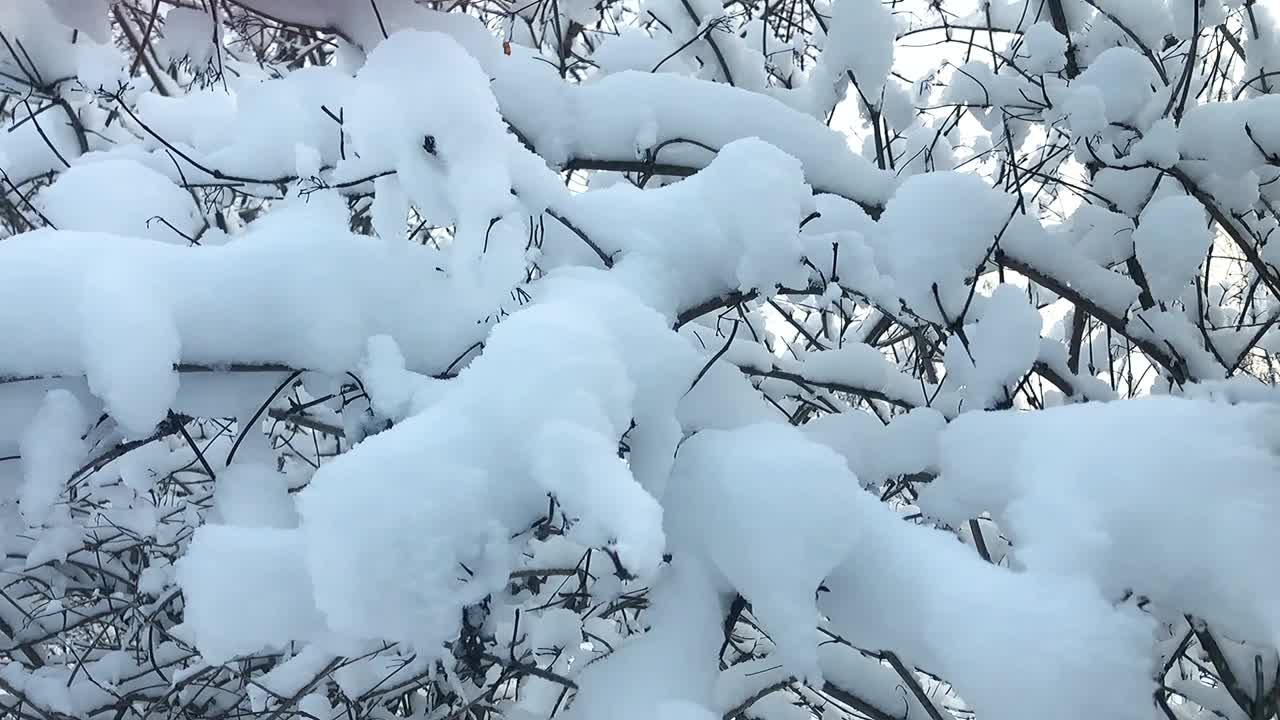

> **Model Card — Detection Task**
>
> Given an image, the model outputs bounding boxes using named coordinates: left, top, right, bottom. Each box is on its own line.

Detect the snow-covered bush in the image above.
left=2, top=1, right=1280, bottom=719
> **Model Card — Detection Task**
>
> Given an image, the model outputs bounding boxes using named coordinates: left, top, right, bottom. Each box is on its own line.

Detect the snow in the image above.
left=0, top=202, right=502, bottom=379
left=784, top=342, right=961, bottom=415
left=346, top=31, right=518, bottom=251
left=4, top=5, right=1279, bottom=720
left=1092, top=0, right=1173, bottom=50
left=212, top=462, right=299, bottom=529
left=39, top=158, right=202, bottom=243
left=666, top=423, right=864, bottom=682
left=493, top=65, right=895, bottom=207
left=530, top=421, right=666, bottom=574
left=1073, top=47, right=1164, bottom=128
left=822, top=0, right=897, bottom=96
left=176, top=525, right=325, bottom=664
left=134, top=90, right=238, bottom=154
left=1001, top=214, right=1140, bottom=317
left=0, top=663, right=79, bottom=716
left=18, top=390, right=86, bottom=527
left=924, top=397, right=1280, bottom=649
left=593, top=31, right=696, bottom=75
left=803, top=407, right=946, bottom=486
left=175, top=66, right=355, bottom=184
left=232, top=0, right=502, bottom=69
left=872, top=172, right=1013, bottom=324
left=943, top=284, right=1043, bottom=409
left=1132, top=195, right=1210, bottom=302
left=824, top=517, right=1157, bottom=720
left=1021, top=22, right=1066, bottom=74
left=566, top=561, right=724, bottom=720
left=0, top=107, right=83, bottom=186
left=552, top=137, right=814, bottom=316
left=297, top=445, right=511, bottom=656
left=358, top=335, right=443, bottom=421
left=0, top=2, right=86, bottom=89
left=275, top=267, right=694, bottom=659
left=1178, top=95, right=1280, bottom=212
left=816, top=647, right=944, bottom=719
left=47, top=0, right=111, bottom=44
left=159, top=8, right=216, bottom=65
left=80, top=258, right=181, bottom=436
left=1132, top=118, right=1180, bottom=168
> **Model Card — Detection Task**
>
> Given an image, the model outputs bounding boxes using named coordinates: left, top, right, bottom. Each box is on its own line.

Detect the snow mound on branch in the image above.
left=821, top=0, right=897, bottom=96
left=212, top=462, right=298, bottom=529
left=1133, top=195, right=1210, bottom=302
left=943, top=284, right=1044, bottom=409
left=558, top=138, right=814, bottom=316
left=666, top=423, right=864, bottom=682
left=923, top=397, right=1280, bottom=648
left=0, top=196, right=504, bottom=383
left=176, top=525, right=325, bottom=664
left=824, top=518, right=1156, bottom=720
left=1073, top=47, right=1163, bottom=129
left=199, top=66, right=354, bottom=182
left=873, top=172, right=1013, bottom=324
left=566, top=561, right=724, bottom=720
left=80, top=259, right=181, bottom=436
left=159, top=8, right=216, bottom=65
left=18, top=390, right=87, bottom=527
left=803, top=406, right=946, bottom=486
left=39, top=158, right=202, bottom=244
left=592, top=30, right=696, bottom=75
left=494, top=62, right=894, bottom=206
left=298, top=449, right=512, bottom=654
left=47, top=0, right=111, bottom=44
left=345, top=30, right=517, bottom=251
left=358, top=335, right=443, bottom=421
left=1021, top=21, right=1066, bottom=74
left=175, top=268, right=694, bottom=661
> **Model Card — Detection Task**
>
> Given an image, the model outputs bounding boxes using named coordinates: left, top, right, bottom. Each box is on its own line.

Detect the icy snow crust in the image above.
left=2, top=4, right=1280, bottom=720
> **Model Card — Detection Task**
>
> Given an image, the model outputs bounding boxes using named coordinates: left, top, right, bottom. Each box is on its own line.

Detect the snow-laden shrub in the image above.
left=2, top=2, right=1280, bottom=720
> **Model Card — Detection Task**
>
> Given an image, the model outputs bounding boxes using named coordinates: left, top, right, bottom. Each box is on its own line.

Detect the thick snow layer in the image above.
left=784, top=343, right=962, bottom=415
left=1021, top=22, right=1066, bottom=74
left=924, top=397, right=1280, bottom=648
left=159, top=8, right=216, bottom=65
left=1073, top=48, right=1163, bottom=129
left=8, top=6, right=1280, bottom=720
left=822, top=0, right=896, bottom=95
left=943, top=284, right=1043, bottom=408
left=803, top=407, right=946, bottom=486
left=263, top=268, right=695, bottom=660
left=823, top=518, right=1156, bottom=720
left=493, top=63, right=895, bottom=206
left=566, top=561, right=724, bottom=720
left=553, top=138, right=814, bottom=316
left=872, top=172, right=1013, bottom=324
left=175, top=525, right=325, bottom=664
left=666, top=423, right=864, bottom=682
left=1133, top=195, right=1210, bottom=302
left=18, top=390, right=86, bottom=527
left=0, top=194, right=502, bottom=378
left=212, top=462, right=299, bottom=529
left=345, top=31, right=518, bottom=251
left=1001, top=215, right=1140, bottom=317
left=79, top=258, right=181, bottom=436
left=38, top=158, right=202, bottom=243
left=0, top=108, right=83, bottom=186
